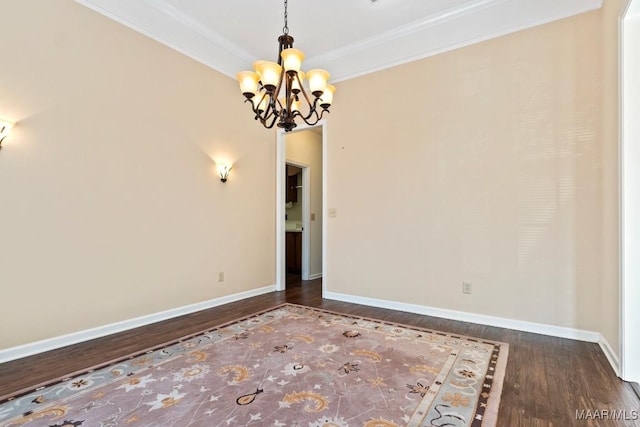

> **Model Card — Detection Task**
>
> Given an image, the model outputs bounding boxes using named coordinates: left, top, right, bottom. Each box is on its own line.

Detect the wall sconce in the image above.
left=217, top=163, right=232, bottom=183
left=0, top=119, right=15, bottom=150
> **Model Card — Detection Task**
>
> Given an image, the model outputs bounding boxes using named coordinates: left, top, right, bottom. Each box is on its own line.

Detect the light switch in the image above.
left=328, top=208, right=337, bottom=218
left=311, top=213, right=316, bottom=221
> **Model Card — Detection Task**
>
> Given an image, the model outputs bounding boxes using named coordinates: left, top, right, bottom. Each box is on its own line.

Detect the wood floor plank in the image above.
left=0, top=277, right=638, bottom=426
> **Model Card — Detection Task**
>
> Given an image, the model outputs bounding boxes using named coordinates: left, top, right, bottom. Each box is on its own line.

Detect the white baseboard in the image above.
left=324, top=291, right=621, bottom=374
left=0, top=285, right=276, bottom=364
left=2, top=286, right=621, bottom=377
left=308, top=273, right=323, bottom=280
left=326, top=291, right=608, bottom=340
left=599, top=335, right=621, bottom=376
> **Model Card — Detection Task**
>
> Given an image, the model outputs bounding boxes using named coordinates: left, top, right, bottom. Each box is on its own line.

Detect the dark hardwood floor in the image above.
left=1, top=278, right=638, bottom=426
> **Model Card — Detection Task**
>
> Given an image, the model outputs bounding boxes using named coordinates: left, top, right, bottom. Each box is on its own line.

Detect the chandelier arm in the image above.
left=249, top=92, right=273, bottom=122
left=290, top=74, right=319, bottom=123
left=252, top=98, right=278, bottom=129
left=259, top=106, right=277, bottom=123
left=274, top=94, right=286, bottom=115
left=294, top=107, right=317, bottom=124
left=256, top=110, right=269, bottom=122
left=244, top=98, right=265, bottom=121
left=272, top=67, right=286, bottom=100
left=293, top=107, right=329, bottom=127
left=263, top=100, right=274, bottom=120
left=248, top=89, right=281, bottom=126
left=298, top=93, right=323, bottom=121
left=264, top=90, right=284, bottom=122
left=293, top=112, right=320, bottom=127
left=258, top=95, right=283, bottom=129
left=297, top=84, right=316, bottom=111
left=285, top=73, right=294, bottom=114
left=295, top=83, right=328, bottom=122
left=276, top=85, right=297, bottom=131
left=261, top=113, right=279, bottom=129
left=253, top=90, right=268, bottom=112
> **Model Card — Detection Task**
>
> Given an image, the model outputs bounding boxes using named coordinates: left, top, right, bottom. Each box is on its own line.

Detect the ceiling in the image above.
left=628, top=0, right=640, bottom=17
left=75, top=0, right=603, bottom=83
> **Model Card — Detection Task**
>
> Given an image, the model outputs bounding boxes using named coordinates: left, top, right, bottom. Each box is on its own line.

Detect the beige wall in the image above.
left=0, top=0, right=275, bottom=349
left=327, top=10, right=609, bottom=332
left=285, top=130, right=323, bottom=278
left=0, top=0, right=626, bottom=363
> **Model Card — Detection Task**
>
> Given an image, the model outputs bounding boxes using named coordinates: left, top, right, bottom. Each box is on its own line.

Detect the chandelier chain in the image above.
left=282, top=0, right=289, bottom=35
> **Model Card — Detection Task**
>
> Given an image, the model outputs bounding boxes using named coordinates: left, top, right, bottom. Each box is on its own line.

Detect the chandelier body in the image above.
left=236, top=0, right=335, bottom=132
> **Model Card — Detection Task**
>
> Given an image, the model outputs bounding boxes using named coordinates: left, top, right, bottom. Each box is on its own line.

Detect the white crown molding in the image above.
left=148, top=0, right=254, bottom=63
left=313, top=0, right=604, bottom=82
left=74, top=0, right=249, bottom=77
left=305, top=0, right=508, bottom=68
left=76, top=0, right=603, bottom=82
left=0, top=285, right=276, bottom=364
left=627, top=0, right=640, bottom=18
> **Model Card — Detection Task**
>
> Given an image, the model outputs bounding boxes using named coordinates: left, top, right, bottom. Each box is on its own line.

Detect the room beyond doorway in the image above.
left=284, top=162, right=306, bottom=282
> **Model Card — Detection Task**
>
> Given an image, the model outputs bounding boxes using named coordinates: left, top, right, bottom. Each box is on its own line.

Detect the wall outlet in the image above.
left=462, top=281, right=472, bottom=294
left=218, top=272, right=224, bottom=283
left=328, top=208, right=337, bottom=218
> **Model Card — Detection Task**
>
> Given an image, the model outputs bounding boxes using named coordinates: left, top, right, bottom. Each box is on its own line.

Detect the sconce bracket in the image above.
left=0, top=119, right=15, bottom=150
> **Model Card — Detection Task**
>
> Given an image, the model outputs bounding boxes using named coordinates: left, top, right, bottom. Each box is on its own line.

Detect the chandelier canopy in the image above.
left=236, top=0, right=335, bottom=132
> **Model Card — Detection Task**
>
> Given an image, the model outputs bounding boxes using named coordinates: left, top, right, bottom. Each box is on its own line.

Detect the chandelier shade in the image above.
left=281, top=48, right=304, bottom=73
left=236, top=0, right=335, bottom=132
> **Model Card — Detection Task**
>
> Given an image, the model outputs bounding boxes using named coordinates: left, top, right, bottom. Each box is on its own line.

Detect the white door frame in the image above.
left=620, top=0, right=640, bottom=383
left=276, top=120, right=327, bottom=294
left=285, top=160, right=311, bottom=280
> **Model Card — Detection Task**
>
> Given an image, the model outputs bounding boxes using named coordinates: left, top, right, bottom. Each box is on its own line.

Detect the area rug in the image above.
left=0, top=304, right=508, bottom=427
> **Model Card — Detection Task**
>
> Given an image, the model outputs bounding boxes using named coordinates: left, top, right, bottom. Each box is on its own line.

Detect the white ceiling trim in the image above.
left=150, top=0, right=255, bottom=63
left=627, top=0, right=640, bottom=18
left=307, top=0, right=604, bottom=82
left=306, top=0, right=508, bottom=67
left=76, top=0, right=604, bottom=83
left=75, top=0, right=250, bottom=77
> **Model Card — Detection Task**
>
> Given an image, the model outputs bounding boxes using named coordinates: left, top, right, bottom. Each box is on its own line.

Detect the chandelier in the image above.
left=236, top=0, right=335, bottom=132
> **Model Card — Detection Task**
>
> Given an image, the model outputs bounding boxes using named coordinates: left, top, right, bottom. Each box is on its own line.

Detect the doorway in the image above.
left=621, top=0, right=640, bottom=384
left=276, top=121, right=327, bottom=293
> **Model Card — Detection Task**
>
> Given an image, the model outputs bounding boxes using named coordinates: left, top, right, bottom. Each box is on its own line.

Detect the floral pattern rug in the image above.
left=0, top=304, right=508, bottom=426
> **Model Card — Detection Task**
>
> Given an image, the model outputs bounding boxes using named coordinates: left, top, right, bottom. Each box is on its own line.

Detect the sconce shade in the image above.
left=217, top=164, right=232, bottom=183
